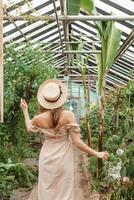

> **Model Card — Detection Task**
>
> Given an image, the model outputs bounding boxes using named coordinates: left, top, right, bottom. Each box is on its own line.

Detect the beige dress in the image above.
left=29, top=122, right=80, bottom=200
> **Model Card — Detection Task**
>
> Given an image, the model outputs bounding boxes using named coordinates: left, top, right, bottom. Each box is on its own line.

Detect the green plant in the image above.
left=0, top=42, right=57, bottom=160
left=77, top=52, right=92, bottom=146
left=0, top=162, right=37, bottom=199
left=0, top=42, right=58, bottom=196
left=80, top=105, right=99, bottom=141
left=87, top=80, right=134, bottom=199
left=67, top=0, right=121, bottom=173
left=4, top=42, right=57, bottom=121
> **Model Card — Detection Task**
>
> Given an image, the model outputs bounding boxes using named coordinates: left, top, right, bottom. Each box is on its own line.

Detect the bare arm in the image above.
left=22, top=108, right=31, bottom=132
left=20, top=98, right=38, bottom=133
left=72, top=135, right=98, bottom=157
left=67, top=111, right=109, bottom=160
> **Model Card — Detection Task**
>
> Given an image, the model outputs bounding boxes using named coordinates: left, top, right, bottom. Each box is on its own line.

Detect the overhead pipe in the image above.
left=3, top=15, right=134, bottom=21
left=51, top=50, right=100, bottom=54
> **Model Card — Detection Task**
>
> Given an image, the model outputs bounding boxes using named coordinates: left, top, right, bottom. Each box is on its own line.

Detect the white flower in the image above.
left=116, top=148, right=124, bottom=156
left=108, top=161, right=122, bottom=180
left=7, top=158, right=12, bottom=163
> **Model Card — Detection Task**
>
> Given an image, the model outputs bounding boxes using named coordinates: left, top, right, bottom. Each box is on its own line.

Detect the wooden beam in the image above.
left=0, top=0, right=3, bottom=123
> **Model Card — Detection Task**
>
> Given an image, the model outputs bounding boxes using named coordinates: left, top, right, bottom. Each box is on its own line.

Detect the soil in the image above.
left=74, top=147, right=91, bottom=200
left=10, top=189, right=31, bottom=200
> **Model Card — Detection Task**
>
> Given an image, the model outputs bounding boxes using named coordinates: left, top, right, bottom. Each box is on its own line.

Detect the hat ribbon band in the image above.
left=44, top=86, right=62, bottom=103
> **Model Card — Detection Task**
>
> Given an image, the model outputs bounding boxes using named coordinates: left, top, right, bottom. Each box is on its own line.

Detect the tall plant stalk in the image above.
left=97, top=74, right=106, bottom=173
left=67, top=0, right=121, bottom=173
left=81, top=65, right=92, bottom=146
left=76, top=34, right=92, bottom=146
left=98, top=77, right=106, bottom=151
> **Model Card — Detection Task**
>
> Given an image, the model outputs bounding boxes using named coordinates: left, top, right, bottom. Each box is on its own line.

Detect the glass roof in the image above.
left=3, top=0, right=134, bottom=91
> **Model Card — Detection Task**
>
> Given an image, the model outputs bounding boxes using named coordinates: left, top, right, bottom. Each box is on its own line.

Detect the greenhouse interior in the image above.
left=0, top=0, right=134, bottom=199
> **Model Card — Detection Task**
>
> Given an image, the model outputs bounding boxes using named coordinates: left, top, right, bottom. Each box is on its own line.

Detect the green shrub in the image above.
left=85, top=80, right=134, bottom=199
left=0, top=42, right=58, bottom=197
left=0, top=162, right=37, bottom=199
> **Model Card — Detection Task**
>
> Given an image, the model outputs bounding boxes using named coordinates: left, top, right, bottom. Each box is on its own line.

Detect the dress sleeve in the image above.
left=66, top=123, right=80, bottom=135
left=28, top=119, right=40, bottom=133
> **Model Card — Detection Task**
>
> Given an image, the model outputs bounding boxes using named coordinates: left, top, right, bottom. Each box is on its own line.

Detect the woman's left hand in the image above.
left=97, top=152, right=109, bottom=161
left=20, top=98, right=28, bottom=110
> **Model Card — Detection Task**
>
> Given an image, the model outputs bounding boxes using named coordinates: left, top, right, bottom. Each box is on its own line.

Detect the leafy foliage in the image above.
left=4, top=43, right=57, bottom=121
left=67, top=0, right=94, bottom=15
left=0, top=162, right=37, bottom=199
left=81, top=80, right=134, bottom=199
left=0, top=42, right=57, bottom=197
left=67, top=0, right=121, bottom=96
left=1, top=42, right=57, bottom=159
left=67, top=0, right=80, bottom=15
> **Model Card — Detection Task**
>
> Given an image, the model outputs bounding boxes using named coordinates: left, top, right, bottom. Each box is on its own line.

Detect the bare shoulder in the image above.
left=62, top=110, right=74, bottom=116
left=31, top=112, right=49, bottom=127
left=62, top=110, right=76, bottom=123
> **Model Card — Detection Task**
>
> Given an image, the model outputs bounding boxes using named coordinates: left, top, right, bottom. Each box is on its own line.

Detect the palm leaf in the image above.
left=97, top=55, right=103, bottom=95
left=80, top=0, right=103, bottom=37
left=80, top=0, right=94, bottom=14
left=104, top=21, right=112, bottom=39
left=67, top=0, right=80, bottom=15
left=93, top=46, right=103, bottom=95
left=105, top=22, right=121, bottom=69
left=95, top=22, right=103, bottom=38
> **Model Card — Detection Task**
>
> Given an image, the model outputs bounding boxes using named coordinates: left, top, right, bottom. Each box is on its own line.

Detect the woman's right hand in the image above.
left=20, top=98, right=28, bottom=111
left=97, top=152, right=109, bottom=161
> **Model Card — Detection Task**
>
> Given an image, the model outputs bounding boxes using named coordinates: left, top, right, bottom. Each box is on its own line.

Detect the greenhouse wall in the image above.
left=68, top=82, right=98, bottom=118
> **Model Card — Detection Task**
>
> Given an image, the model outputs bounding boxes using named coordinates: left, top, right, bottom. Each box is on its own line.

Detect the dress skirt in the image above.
left=38, top=135, right=75, bottom=200
left=29, top=121, right=80, bottom=200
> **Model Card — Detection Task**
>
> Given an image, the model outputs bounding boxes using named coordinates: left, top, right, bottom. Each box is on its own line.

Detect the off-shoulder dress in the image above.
left=29, top=122, right=80, bottom=200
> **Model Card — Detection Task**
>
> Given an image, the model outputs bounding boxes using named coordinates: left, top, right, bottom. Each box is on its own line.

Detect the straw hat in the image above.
left=37, top=79, right=68, bottom=109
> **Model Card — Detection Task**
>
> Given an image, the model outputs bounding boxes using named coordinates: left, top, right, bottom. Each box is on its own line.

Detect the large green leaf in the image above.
left=80, top=0, right=94, bottom=14
left=80, top=0, right=103, bottom=37
left=67, top=0, right=95, bottom=15
left=93, top=46, right=103, bottom=95
left=67, top=0, right=80, bottom=15
left=105, top=22, right=121, bottom=69
left=104, top=21, right=112, bottom=39
left=95, top=22, right=103, bottom=38
left=97, top=57, right=104, bottom=95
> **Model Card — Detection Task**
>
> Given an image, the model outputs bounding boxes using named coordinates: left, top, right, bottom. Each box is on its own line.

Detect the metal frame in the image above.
left=2, top=0, right=134, bottom=96
left=59, top=0, right=71, bottom=75
left=3, top=15, right=134, bottom=21
left=51, top=50, right=100, bottom=54
left=52, top=0, right=65, bottom=55
left=115, top=29, right=134, bottom=61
